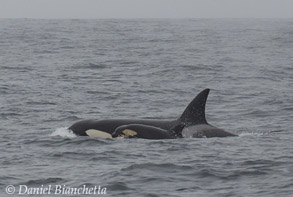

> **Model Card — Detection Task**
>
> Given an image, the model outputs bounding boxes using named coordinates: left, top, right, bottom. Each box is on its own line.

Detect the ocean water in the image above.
left=0, top=19, right=292, bottom=196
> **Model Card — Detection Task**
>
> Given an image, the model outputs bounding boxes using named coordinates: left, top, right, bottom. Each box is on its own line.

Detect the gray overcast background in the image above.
left=0, top=0, right=293, bottom=19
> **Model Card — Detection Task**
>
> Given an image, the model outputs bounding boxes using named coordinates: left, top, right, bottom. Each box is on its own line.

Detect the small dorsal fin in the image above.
left=179, top=88, right=210, bottom=126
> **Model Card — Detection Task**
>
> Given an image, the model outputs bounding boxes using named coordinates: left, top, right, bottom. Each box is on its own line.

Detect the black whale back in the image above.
left=69, top=89, right=211, bottom=136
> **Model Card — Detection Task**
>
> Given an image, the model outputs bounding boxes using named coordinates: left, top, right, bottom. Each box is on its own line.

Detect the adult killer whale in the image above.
left=69, top=89, right=237, bottom=139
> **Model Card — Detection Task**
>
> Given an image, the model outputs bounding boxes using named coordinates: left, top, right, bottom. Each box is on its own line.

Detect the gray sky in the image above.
left=1, top=0, right=293, bottom=19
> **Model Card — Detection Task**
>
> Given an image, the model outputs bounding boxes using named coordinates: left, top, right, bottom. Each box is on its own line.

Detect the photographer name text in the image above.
left=5, top=184, right=107, bottom=195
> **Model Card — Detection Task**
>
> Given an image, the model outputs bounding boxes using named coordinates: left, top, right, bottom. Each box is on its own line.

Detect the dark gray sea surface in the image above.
left=0, top=19, right=292, bottom=196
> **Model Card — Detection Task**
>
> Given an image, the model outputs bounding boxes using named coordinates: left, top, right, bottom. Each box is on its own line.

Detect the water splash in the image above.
left=50, top=127, right=76, bottom=138
left=238, top=132, right=264, bottom=137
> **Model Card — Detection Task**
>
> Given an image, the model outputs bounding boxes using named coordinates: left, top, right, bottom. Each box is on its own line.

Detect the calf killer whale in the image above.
left=69, top=89, right=237, bottom=139
left=112, top=124, right=174, bottom=139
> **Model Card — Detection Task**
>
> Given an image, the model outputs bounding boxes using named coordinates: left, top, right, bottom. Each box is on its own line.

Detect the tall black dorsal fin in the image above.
left=179, top=88, right=210, bottom=126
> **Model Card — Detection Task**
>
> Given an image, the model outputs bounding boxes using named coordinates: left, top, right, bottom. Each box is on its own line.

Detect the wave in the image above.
left=238, top=129, right=284, bottom=137
left=18, top=177, right=66, bottom=186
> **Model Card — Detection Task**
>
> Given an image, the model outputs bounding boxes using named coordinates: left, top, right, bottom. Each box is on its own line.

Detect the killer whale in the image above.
left=69, top=88, right=236, bottom=138
left=69, top=89, right=212, bottom=137
left=112, top=124, right=174, bottom=139
left=111, top=122, right=236, bottom=139
left=111, top=88, right=236, bottom=139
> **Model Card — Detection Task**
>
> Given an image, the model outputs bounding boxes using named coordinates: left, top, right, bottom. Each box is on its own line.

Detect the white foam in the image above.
left=238, top=132, right=264, bottom=137
left=50, top=127, right=77, bottom=138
